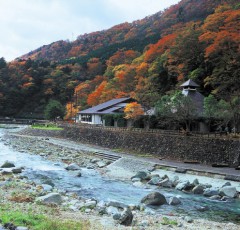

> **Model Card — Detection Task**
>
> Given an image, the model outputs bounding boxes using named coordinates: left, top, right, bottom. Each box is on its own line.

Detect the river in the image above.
left=0, top=125, right=239, bottom=224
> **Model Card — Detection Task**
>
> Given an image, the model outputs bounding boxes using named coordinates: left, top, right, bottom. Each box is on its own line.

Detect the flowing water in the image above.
left=0, top=126, right=239, bottom=224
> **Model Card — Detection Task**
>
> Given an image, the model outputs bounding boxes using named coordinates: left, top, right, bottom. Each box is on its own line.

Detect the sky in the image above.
left=0, top=0, right=180, bottom=61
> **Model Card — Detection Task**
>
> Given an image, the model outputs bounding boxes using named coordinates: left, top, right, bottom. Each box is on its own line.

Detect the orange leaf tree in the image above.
left=124, top=102, right=144, bottom=127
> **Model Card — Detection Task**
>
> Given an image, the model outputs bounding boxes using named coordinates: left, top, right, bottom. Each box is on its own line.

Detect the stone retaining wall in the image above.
left=61, top=126, right=240, bottom=166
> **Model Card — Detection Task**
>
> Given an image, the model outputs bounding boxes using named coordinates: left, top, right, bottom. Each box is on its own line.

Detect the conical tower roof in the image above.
left=180, top=79, right=199, bottom=88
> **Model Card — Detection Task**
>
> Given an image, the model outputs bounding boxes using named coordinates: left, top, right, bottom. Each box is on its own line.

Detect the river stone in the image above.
left=168, top=196, right=181, bottom=205
left=195, top=205, right=209, bottom=212
left=118, top=208, right=133, bottom=226
left=159, top=178, right=172, bottom=188
left=41, top=184, right=53, bottom=192
left=36, top=193, right=62, bottom=205
left=185, top=216, right=194, bottom=223
left=16, top=227, right=29, bottom=230
left=75, top=171, right=82, bottom=177
left=1, top=169, right=13, bottom=175
left=1, top=161, right=15, bottom=168
left=41, top=179, right=55, bottom=187
left=84, top=200, right=97, bottom=209
left=148, top=176, right=161, bottom=185
left=219, top=186, right=237, bottom=198
left=12, top=167, right=23, bottom=174
left=107, top=200, right=128, bottom=209
left=107, top=206, right=119, bottom=215
left=65, top=163, right=81, bottom=171
left=222, top=182, right=231, bottom=187
left=192, top=185, right=204, bottom=194
left=175, top=181, right=190, bottom=191
left=131, top=171, right=149, bottom=181
left=193, top=178, right=199, bottom=186
left=203, top=188, right=219, bottom=197
left=209, top=195, right=221, bottom=200
left=141, top=192, right=167, bottom=206
left=96, top=161, right=107, bottom=168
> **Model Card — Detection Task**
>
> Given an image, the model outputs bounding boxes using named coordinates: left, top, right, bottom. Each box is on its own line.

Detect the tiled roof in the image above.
left=78, top=97, right=132, bottom=114
left=181, top=79, right=199, bottom=88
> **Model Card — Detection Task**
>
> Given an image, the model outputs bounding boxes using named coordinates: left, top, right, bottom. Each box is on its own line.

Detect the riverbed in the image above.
left=0, top=125, right=240, bottom=229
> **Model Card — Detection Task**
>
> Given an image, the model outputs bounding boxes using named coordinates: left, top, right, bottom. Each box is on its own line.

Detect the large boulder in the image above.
left=1, top=161, right=15, bottom=168
left=141, top=192, right=167, bottom=206
left=219, top=186, right=238, bottom=198
left=36, top=193, right=62, bottom=205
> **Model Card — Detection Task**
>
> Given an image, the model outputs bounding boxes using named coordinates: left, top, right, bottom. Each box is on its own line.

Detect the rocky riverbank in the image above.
left=0, top=127, right=239, bottom=230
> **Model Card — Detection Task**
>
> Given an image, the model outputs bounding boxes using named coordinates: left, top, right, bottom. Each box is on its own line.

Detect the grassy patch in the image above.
left=31, top=123, right=63, bottom=131
left=0, top=208, right=87, bottom=230
left=161, top=217, right=178, bottom=226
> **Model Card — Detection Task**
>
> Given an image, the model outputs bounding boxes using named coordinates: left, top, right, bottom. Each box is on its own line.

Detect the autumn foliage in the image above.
left=124, top=102, right=144, bottom=120
left=0, top=0, right=239, bottom=118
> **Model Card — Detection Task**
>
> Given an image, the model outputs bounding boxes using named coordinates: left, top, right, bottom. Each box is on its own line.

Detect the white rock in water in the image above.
left=219, top=186, right=237, bottom=198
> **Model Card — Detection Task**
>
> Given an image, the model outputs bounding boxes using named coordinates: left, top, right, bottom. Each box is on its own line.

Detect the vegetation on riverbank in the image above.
left=31, top=123, right=63, bottom=131
left=0, top=206, right=86, bottom=230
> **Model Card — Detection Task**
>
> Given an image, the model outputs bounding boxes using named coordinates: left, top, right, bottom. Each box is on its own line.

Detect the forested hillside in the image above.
left=0, top=0, right=239, bottom=119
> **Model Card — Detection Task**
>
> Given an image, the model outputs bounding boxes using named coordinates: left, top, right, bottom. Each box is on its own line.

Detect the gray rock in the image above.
left=90, top=158, right=99, bottom=163
left=107, top=206, right=119, bottom=215
left=185, top=216, right=193, bottom=223
left=42, top=179, right=55, bottom=187
left=141, top=192, right=167, bottom=206
left=41, top=184, right=53, bottom=191
left=118, top=208, right=133, bottom=226
left=36, top=193, right=62, bottom=205
left=75, top=171, right=82, bottom=177
left=97, top=161, right=107, bottom=168
left=1, top=160, right=15, bottom=168
left=112, top=213, right=121, bottom=220
left=195, top=205, right=209, bottom=212
left=84, top=200, right=97, bottom=209
left=148, top=177, right=161, bottom=185
left=1, top=169, right=13, bottom=175
left=209, top=195, right=221, bottom=200
left=131, top=171, right=149, bottom=181
left=65, top=163, right=81, bottom=171
left=222, top=182, right=231, bottom=187
left=175, top=181, right=190, bottom=191
left=168, top=196, right=181, bottom=205
left=192, top=185, right=204, bottom=194
left=107, top=200, right=128, bottom=209
left=193, top=178, right=199, bottom=186
left=175, top=168, right=187, bottom=173
left=132, top=177, right=141, bottom=182
left=219, top=186, right=237, bottom=198
left=140, top=220, right=149, bottom=227
left=159, top=178, right=172, bottom=188
left=12, top=167, right=23, bottom=174
left=16, top=227, right=29, bottom=230
left=203, top=188, right=219, bottom=197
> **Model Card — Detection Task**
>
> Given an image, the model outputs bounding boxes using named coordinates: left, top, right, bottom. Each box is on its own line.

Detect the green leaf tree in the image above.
left=44, top=100, right=66, bottom=120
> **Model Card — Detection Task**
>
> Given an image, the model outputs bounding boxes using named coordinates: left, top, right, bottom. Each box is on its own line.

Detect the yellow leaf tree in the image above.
left=124, top=102, right=144, bottom=127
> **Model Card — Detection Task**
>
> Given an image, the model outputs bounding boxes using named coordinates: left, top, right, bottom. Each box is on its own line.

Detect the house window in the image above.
left=81, top=114, right=92, bottom=122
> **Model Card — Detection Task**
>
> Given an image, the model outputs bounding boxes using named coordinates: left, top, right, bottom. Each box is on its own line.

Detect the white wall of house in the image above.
left=78, top=114, right=103, bottom=125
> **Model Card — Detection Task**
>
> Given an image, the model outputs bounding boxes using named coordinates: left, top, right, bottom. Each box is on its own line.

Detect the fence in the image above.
left=58, top=122, right=235, bottom=140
